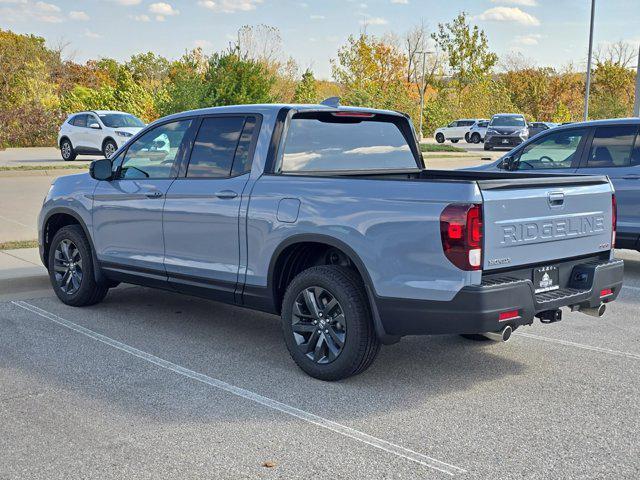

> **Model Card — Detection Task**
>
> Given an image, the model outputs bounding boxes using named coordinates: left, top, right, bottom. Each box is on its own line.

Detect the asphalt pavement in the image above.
left=1, top=249, right=639, bottom=479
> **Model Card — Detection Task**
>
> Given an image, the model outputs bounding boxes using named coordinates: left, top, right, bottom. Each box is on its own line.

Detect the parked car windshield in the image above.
left=280, top=113, right=418, bottom=172
left=98, top=113, right=145, bottom=128
left=490, top=115, right=526, bottom=127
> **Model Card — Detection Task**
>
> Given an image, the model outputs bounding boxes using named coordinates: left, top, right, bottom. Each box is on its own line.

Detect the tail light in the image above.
left=611, top=193, right=617, bottom=248
left=440, top=203, right=483, bottom=271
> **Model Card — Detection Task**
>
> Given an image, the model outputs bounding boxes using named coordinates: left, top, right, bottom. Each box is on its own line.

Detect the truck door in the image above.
left=92, top=119, right=194, bottom=281
left=162, top=115, right=258, bottom=302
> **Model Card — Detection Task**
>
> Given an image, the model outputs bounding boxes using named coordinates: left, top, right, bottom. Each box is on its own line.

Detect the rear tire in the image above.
left=464, top=133, right=470, bottom=143
left=60, top=139, right=76, bottom=161
left=281, top=265, right=380, bottom=381
left=48, top=225, right=109, bottom=307
left=435, top=133, right=445, bottom=144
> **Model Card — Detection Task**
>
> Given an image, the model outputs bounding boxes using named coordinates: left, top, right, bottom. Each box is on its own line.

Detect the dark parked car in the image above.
left=528, top=122, right=557, bottom=138
left=484, top=113, right=529, bottom=150
left=468, top=118, right=640, bottom=251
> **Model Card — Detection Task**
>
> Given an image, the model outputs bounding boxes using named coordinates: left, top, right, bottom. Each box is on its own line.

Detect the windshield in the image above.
left=280, top=113, right=418, bottom=172
left=490, top=115, right=525, bottom=127
left=98, top=113, right=145, bottom=128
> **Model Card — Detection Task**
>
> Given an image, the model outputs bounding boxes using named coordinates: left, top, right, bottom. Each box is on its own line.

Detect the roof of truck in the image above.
left=159, top=103, right=407, bottom=123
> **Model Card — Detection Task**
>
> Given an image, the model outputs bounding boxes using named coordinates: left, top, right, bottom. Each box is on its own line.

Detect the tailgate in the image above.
left=480, top=176, right=613, bottom=271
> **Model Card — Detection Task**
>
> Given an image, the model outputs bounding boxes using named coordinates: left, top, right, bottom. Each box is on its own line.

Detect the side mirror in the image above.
left=498, top=156, right=513, bottom=170
left=89, top=159, right=113, bottom=181
left=89, top=123, right=101, bottom=129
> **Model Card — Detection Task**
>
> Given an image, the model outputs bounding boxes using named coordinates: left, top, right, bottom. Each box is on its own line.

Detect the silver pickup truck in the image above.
left=39, top=104, right=624, bottom=380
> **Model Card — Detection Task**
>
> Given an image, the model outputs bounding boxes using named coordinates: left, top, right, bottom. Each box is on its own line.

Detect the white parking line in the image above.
left=515, top=332, right=640, bottom=361
left=11, top=300, right=466, bottom=476
left=0, top=214, right=31, bottom=228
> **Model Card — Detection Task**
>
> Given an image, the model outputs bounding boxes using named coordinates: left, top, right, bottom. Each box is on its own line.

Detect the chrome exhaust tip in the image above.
left=483, top=325, right=513, bottom=342
left=580, top=303, right=606, bottom=318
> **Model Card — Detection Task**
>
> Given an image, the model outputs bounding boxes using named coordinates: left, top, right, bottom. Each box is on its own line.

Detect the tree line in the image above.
left=1, top=15, right=637, bottom=148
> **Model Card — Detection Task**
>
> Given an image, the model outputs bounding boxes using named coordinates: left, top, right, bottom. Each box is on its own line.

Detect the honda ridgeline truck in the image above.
left=39, top=104, right=624, bottom=380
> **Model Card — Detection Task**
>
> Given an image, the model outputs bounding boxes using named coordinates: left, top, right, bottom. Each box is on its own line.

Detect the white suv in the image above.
left=434, top=119, right=480, bottom=143
left=58, top=110, right=145, bottom=161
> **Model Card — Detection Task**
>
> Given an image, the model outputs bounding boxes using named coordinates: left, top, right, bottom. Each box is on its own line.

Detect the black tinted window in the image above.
left=586, top=126, right=638, bottom=168
left=187, top=117, right=246, bottom=178
left=281, top=114, right=417, bottom=172
left=73, top=115, right=87, bottom=127
left=231, top=117, right=257, bottom=176
left=459, top=120, right=474, bottom=126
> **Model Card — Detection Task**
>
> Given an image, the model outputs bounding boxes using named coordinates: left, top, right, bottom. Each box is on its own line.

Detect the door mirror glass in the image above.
left=89, top=123, right=101, bottom=129
left=90, top=159, right=113, bottom=181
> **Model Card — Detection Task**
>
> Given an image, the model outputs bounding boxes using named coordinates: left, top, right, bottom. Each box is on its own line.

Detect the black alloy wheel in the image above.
left=291, top=286, right=347, bottom=364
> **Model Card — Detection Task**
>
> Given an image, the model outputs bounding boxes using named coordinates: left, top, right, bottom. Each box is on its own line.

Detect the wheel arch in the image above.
left=42, top=208, right=106, bottom=284
left=59, top=136, right=71, bottom=148
left=265, top=234, right=399, bottom=345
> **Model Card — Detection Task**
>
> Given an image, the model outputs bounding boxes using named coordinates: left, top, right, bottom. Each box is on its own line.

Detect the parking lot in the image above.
left=1, top=147, right=639, bottom=479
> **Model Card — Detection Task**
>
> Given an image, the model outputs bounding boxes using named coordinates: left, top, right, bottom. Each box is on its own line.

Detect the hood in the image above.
left=111, top=126, right=143, bottom=135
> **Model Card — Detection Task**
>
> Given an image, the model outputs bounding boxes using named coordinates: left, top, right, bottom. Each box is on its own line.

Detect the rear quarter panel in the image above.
left=246, top=175, right=483, bottom=302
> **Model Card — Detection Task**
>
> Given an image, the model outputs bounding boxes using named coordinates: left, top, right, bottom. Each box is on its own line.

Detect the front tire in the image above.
left=103, top=139, right=118, bottom=159
left=484, top=144, right=492, bottom=151
left=470, top=133, right=481, bottom=144
left=435, top=133, right=445, bottom=144
left=451, top=139, right=459, bottom=143
left=60, top=139, right=76, bottom=161
left=48, top=225, right=109, bottom=307
left=281, top=265, right=380, bottom=381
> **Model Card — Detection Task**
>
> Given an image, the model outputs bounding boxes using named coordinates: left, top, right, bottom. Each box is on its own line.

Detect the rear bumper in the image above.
left=374, top=258, right=624, bottom=336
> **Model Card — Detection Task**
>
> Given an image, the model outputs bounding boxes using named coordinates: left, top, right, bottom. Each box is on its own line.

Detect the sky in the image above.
left=1, top=0, right=639, bottom=79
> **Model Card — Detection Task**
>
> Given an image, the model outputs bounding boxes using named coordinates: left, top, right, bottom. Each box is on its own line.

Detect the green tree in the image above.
left=331, top=33, right=417, bottom=117
left=293, top=69, right=318, bottom=103
left=204, top=50, right=276, bottom=106
left=431, top=13, right=498, bottom=87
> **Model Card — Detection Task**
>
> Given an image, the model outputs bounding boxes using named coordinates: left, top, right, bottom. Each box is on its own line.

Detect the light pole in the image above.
left=416, top=50, right=434, bottom=141
left=633, top=45, right=640, bottom=117
left=583, top=0, right=596, bottom=121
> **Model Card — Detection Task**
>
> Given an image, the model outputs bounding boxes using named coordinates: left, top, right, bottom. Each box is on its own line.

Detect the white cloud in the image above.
left=84, top=29, right=102, bottom=39
left=0, top=0, right=64, bottom=22
left=514, top=33, right=542, bottom=45
left=360, top=16, right=388, bottom=26
left=69, top=10, right=89, bottom=21
left=193, top=39, right=212, bottom=49
left=391, top=0, right=408, bottom=4
left=197, top=0, right=263, bottom=13
left=149, top=2, right=179, bottom=21
left=111, top=0, right=142, bottom=5
left=129, top=13, right=150, bottom=21
left=476, top=7, right=540, bottom=26
left=491, top=0, right=537, bottom=6
left=310, top=14, right=325, bottom=19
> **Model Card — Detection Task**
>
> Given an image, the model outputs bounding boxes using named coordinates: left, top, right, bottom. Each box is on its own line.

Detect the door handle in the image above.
left=145, top=191, right=163, bottom=199
left=622, top=174, right=640, bottom=180
left=215, top=190, right=238, bottom=199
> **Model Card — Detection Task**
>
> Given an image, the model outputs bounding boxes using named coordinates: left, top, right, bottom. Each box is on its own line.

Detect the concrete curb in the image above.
left=0, top=168, right=88, bottom=178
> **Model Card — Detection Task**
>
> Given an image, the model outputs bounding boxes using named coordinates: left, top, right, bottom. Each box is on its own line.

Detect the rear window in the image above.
left=280, top=113, right=417, bottom=172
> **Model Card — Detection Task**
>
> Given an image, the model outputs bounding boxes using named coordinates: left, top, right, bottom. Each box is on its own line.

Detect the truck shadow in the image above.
left=6, top=285, right=528, bottom=424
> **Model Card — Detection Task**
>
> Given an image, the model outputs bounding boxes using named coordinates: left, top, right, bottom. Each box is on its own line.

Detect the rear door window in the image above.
left=72, top=115, right=87, bottom=127
left=280, top=113, right=418, bottom=172
left=585, top=125, right=638, bottom=168
left=186, top=116, right=248, bottom=178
